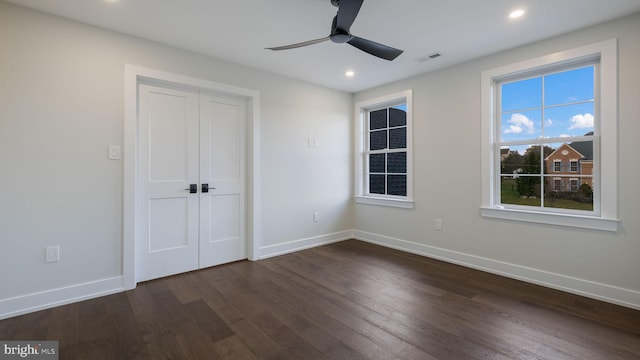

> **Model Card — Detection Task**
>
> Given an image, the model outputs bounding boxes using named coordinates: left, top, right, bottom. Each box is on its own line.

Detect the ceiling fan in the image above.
left=266, top=0, right=404, bottom=61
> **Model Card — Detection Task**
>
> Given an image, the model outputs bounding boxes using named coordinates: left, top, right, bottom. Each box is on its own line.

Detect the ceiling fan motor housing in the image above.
left=330, top=16, right=352, bottom=43
left=331, top=32, right=352, bottom=43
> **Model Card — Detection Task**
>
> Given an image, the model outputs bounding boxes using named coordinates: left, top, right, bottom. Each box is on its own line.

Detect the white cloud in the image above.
left=568, top=113, right=594, bottom=130
left=504, top=113, right=535, bottom=134
left=545, top=118, right=553, bottom=127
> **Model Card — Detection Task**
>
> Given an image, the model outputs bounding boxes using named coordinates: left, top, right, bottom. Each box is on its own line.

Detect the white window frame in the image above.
left=355, top=90, right=413, bottom=208
left=481, top=39, right=618, bottom=231
left=553, top=160, right=561, bottom=172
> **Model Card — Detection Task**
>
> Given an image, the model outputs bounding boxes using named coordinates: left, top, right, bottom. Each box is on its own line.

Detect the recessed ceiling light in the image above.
left=509, top=9, right=525, bottom=19
left=345, top=70, right=355, bottom=78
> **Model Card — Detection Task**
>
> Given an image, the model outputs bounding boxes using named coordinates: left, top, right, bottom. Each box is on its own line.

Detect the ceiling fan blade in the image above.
left=336, top=0, right=363, bottom=31
left=347, top=36, right=404, bottom=61
left=266, top=36, right=331, bottom=51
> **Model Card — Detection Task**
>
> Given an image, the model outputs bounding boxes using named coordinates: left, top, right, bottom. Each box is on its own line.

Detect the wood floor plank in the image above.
left=214, top=304, right=289, bottom=360
left=237, top=266, right=393, bottom=359
left=256, top=260, right=447, bottom=360
left=165, top=273, right=203, bottom=305
left=1, top=239, right=639, bottom=360
left=261, top=256, right=492, bottom=360
left=251, top=314, right=328, bottom=360
left=211, top=335, right=259, bottom=360
left=224, top=265, right=361, bottom=359
left=45, top=303, right=79, bottom=357
left=103, top=293, right=150, bottom=359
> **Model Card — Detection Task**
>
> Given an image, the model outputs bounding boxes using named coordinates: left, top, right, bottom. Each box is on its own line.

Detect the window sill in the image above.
left=355, top=196, right=414, bottom=209
left=480, top=207, right=619, bottom=232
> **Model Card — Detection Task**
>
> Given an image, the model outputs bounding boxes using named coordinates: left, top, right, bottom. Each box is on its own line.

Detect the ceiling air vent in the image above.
left=415, top=53, right=442, bottom=62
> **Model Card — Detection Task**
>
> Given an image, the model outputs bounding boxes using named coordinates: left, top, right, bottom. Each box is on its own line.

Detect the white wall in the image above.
left=0, top=2, right=353, bottom=317
left=353, top=12, right=640, bottom=308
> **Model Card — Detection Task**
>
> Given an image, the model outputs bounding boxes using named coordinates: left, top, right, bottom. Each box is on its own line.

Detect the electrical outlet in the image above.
left=313, top=212, right=320, bottom=223
left=434, top=219, right=443, bottom=231
left=45, top=246, right=60, bottom=263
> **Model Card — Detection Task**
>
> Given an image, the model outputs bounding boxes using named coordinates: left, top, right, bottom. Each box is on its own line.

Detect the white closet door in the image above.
left=136, top=85, right=247, bottom=282
left=199, top=94, right=246, bottom=268
left=137, top=84, right=200, bottom=282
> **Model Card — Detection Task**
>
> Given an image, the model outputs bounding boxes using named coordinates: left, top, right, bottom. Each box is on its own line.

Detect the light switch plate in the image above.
left=45, top=246, right=60, bottom=263
left=108, top=145, right=121, bottom=160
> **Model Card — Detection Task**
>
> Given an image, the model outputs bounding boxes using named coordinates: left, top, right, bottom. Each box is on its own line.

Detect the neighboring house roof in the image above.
left=567, top=140, right=593, bottom=160
left=544, top=132, right=594, bottom=161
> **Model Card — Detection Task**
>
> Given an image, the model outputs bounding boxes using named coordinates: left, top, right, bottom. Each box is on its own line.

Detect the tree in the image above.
left=516, top=149, right=540, bottom=196
left=515, top=145, right=554, bottom=197
left=501, top=151, right=523, bottom=174
left=575, top=183, right=593, bottom=203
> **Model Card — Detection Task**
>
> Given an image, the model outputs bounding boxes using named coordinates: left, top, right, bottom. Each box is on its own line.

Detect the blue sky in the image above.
left=500, top=66, right=594, bottom=144
left=392, top=103, right=407, bottom=112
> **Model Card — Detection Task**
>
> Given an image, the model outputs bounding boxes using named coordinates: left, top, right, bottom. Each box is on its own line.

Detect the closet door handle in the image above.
left=201, top=184, right=216, bottom=193
left=184, top=184, right=197, bottom=193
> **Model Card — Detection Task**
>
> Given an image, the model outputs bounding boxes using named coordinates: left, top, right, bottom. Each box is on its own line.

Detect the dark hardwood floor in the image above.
left=2, top=240, right=639, bottom=359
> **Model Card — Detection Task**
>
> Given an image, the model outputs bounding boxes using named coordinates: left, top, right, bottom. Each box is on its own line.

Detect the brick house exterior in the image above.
left=544, top=138, right=593, bottom=193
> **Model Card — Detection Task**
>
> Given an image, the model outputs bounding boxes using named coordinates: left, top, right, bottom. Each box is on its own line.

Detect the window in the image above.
left=496, top=63, right=596, bottom=211
left=368, top=107, right=407, bottom=196
left=570, top=160, right=578, bottom=172
left=570, top=178, right=579, bottom=192
left=481, top=39, right=618, bottom=231
left=355, top=90, right=413, bottom=208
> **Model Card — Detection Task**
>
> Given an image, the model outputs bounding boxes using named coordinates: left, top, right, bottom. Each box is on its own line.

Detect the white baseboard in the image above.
left=0, top=276, right=124, bottom=320
left=259, top=230, right=354, bottom=259
left=353, top=230, right=640, bottom=310
left=4, top=230, right=638, bottom=320
left=1, top=229, right=354, bottom=320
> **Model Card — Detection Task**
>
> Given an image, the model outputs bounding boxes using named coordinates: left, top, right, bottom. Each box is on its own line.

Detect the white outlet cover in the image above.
left=108, top=145, right=121, bottom=160
left=434, top=219, right=443, bottom=231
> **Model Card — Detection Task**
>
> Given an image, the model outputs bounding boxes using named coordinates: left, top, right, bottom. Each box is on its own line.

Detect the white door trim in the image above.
left=123, top=64, right=261, bottom=290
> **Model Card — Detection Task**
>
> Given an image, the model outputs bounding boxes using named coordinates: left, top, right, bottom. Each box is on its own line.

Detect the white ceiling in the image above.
left=6, top=0, right=640, bottom=93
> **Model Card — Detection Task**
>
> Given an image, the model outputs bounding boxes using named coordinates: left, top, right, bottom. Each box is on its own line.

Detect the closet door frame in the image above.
left=123, top=64, right=261, bottom=289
